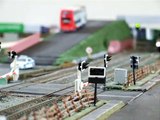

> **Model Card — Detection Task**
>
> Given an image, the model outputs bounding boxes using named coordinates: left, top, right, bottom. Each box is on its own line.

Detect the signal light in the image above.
left=78, top=60, right=89, bottom=71
left=104, top=54, right=112, bottom=62
left=107, top=55, right=112, bottom=61
left=82, top=61, right=89, bottom=69
left=104, top=54, right=112, bottom=68
left=78, top=62, right=81, bottom=71
left=8, top=51, right=17, bottom=59
left=130, top=56, right=140, bottom=69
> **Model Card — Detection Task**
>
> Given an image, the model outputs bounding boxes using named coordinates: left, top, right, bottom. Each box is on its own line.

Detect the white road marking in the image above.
left=98, top=94, right=133, bottom=98
left=128, top=92, right=143, bottom=104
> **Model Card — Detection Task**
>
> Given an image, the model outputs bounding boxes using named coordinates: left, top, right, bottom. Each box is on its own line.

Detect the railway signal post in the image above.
left=104, top=54, right=111, bottom=68
left=103, top=54, right=112, bottom=90
left=8, top=51, right=19, bottom=81
left=75, top=60, right=89, bottom=93
left=130, top=56, right=140, bottom=85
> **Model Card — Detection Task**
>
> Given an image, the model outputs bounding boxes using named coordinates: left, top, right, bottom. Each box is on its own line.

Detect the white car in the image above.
left=11, top=55, right=35, bottom=70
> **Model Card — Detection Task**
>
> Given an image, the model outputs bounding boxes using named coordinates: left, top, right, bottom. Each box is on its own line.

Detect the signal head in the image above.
left=78, top=60, right=89, bottom=71
left=130, top=56, right=140, bottom=69
left=104, top=54, right=112, bottom=61
left=82, top=61, right=89, bottom=70
left=8, top=51, right=17, bottom=59
left=107, top=56, right=112, bottom=61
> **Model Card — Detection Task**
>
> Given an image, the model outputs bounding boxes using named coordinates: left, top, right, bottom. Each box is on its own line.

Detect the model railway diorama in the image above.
left=0, top=2, right=160, bottom=120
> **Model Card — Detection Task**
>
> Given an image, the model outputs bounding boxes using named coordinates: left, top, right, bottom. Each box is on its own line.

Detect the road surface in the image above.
left=108, top=83, right=160, bottom=120
left=21, top=20, right=111, bottom=65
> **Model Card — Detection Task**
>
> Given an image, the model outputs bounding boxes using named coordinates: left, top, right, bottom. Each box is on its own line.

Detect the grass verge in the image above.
left=55, top=20, right=132, bottom=65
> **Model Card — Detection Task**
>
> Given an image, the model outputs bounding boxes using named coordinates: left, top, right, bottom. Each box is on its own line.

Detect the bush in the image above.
left=0, top=49, right=8, bottom=63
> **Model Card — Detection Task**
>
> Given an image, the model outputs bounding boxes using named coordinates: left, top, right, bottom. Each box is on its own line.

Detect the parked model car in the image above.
left=11, top=55, right=35, bottom=69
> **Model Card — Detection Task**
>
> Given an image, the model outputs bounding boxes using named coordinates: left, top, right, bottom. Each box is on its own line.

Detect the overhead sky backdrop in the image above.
left=0, top=0, right=160, bottom=28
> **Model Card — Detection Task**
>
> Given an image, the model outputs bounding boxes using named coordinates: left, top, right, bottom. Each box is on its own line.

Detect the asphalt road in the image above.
left=108, top=83, right=160, bottom=120
left=21, top=20, right=111, bottom=65
left=98, top=90, right=142, bottom=104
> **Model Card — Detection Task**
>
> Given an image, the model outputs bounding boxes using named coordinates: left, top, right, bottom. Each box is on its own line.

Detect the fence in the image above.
left=127, top=61, right=160, bottom=86
left=18, top=90, right=94, bottom=120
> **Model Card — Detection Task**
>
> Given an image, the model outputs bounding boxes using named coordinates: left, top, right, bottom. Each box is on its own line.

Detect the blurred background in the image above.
left=0, top=0, right=160, bottom=27
left=0, top=0, right=160, bottom=68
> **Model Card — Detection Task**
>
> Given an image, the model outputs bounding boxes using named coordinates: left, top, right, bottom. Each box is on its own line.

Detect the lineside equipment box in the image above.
left=114, top=68, right=127, bottom=85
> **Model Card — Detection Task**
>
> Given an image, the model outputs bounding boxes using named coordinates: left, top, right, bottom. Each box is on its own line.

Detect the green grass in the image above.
left=55, top=20, right=132, bottom=65
left=0, top=77, right=8, bottom=85
left=0, top=21, right=132, bottom=64
left=0, top=49, right=8, bottom=63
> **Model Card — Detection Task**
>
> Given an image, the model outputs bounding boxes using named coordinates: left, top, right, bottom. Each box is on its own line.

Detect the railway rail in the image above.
left=0, top=85, right=74, bottom=120
left=0, top=52, right=158, bottom=93
left=0, top=52, right=159, bottom=120
left=0, top=66, right=76, bottom=92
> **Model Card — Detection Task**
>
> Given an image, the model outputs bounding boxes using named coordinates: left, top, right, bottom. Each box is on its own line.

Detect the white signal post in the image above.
left=75, top=69, right=83, bottom=93
left=10, top=55, right=19, bottom=81
left=103, top=54, right=112, bottom=90
left=75, top=61, right=89, bottom=93
left=104, top=54, right=111, bottom=68
left=0, top=51, right=19, bottom=82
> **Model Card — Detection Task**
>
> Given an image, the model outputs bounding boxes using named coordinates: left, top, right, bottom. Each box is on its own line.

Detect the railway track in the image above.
left=0, top=52, right=159, bottom=120
left=50, top=52, right=158, bottom=84
left=0, top=66, right=76, bottom=92
left=0, top=52, right=130, bottom=92
left=0, top=85, right=74, bottom=120
left=0, top=52, right=158, bottom=92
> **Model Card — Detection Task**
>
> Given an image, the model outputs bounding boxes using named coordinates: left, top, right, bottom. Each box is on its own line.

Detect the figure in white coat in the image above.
left=10, top=55, right=19, bottom=81
left=8, top=51, right=19, bottom=81
left=1, top=51, right=19, bottom=82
